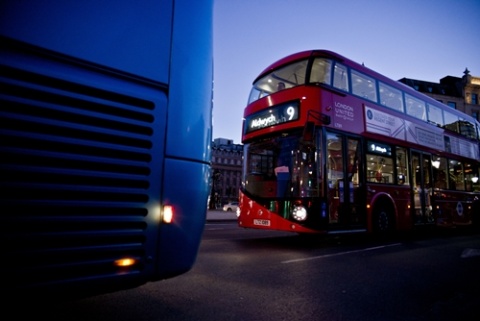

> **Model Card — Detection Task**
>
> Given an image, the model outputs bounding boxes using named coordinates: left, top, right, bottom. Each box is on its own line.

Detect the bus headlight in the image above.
left=292, top=205, right=307, bottom=221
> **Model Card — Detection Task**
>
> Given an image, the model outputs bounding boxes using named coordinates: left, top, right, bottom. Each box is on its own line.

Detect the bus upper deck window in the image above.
left=311, top=58, right=332, bottom=85
left=333, top=63, right=349, bottom=91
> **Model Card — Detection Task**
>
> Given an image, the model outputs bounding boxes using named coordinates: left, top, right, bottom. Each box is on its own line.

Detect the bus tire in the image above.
left=372, top=201, right=395, bottom=234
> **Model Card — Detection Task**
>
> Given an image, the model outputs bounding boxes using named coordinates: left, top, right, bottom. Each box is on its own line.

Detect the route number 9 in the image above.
left=286, top=106, right=296, bottom=120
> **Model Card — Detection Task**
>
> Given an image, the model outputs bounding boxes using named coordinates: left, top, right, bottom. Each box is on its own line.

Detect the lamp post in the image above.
left=209, top=169, right=221, bottom=209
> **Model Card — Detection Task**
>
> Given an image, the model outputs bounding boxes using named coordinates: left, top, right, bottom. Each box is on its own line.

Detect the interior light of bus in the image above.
left=163, top=205, right=174, bottom=223
left=472, top=177, right=479, bottom=183
left=114, top=258, right=136, bottom=267
left=292, top=205, right=307, bottom=221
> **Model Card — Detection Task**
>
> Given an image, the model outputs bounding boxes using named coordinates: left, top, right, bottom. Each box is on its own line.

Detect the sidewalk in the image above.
left=206, top=209, right=237, bottom=221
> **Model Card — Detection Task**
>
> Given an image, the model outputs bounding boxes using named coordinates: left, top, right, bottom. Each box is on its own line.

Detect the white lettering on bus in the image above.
left=373, top=111, right=396, bottom=126
left=334, top=102, right=354, bottom=121
left=371, top=144, right=387, bottom=153
left=251, top=114, right=276, bottom=129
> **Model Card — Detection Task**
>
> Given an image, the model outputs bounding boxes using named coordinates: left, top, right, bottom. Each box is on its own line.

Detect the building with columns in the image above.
left=210, top=138, right=243, bottom=208
left=398, top=68, right=480, bottom=121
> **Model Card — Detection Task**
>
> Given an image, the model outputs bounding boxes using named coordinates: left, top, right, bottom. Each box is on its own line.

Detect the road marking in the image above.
left=281, top=243, right=402, bottom=264
left=461, top=248, right=480, bottom=258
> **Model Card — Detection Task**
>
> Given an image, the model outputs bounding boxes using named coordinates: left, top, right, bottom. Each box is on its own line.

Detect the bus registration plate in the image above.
left=253, top=219, right=270, bottom=226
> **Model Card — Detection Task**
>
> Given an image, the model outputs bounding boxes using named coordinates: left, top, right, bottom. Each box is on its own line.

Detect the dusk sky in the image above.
left=213, top=0, right=480, bottom=144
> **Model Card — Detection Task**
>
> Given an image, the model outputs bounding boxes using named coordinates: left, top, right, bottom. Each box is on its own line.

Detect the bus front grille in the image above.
left=0, top=43, right=163, bottom=294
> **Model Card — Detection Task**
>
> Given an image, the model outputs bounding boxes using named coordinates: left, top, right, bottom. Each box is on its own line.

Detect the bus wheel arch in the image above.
left=371, top=195, right=396, bottom=233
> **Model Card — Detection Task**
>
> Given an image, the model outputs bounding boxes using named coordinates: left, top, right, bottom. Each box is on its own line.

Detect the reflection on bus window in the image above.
left=427, top=104, right=444, bottom=126
left=405, top=94, right=427, bottom=121
left=248, top=59, right=309, bottom=104
left=432, top=157, right=448, bottom=189
left=367, top=153, right=394, bottom=184
left=379, top=82, right=404, bottom=112
left=333, top=62, right=349, bottom=91
left=469, top=164, right=480, bottom=192
left=443, top=111, right=459, bottom=133
left=459, top=119, right=477, bottom=139
left=243, top=132, right=321, bottom=199
left=351, top=70, right=377, bottom=102
left=464, top=163, right=476, bottom=192
left=396, top=147, right=409, bottom=185
left=310, top=58, right=332, bottom=85
left=449, top=160, right=464, bottom=191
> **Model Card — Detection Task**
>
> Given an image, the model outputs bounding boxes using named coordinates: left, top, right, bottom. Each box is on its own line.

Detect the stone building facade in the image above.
left=398, top=68, right=480, bottom=121
left=210, top=138, right=243, bottom=208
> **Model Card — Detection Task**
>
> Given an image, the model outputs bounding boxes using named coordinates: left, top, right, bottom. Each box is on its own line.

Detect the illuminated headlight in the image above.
left=292, top=205, right=307, bottom=221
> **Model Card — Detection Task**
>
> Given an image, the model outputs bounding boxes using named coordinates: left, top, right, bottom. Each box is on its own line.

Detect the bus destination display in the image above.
left=245, top=100, right=299, bottom=134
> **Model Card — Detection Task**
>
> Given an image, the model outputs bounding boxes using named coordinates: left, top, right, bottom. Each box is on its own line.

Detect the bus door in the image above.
left=326, top=132, right=365, bottom=228
left=411, top=151, right=434, bottom=224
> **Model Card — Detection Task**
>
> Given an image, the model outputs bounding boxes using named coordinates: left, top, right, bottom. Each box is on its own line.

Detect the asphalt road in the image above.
left=7, top=221, right=480, bottom=321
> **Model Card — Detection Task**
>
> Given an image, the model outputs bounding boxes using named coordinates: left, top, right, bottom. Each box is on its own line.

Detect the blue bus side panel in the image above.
left=166, top=0, right=213, bottom=163
left=157, top=159, right=211, bottom=278
left=0, top=38, right=167, bottom=296
left=0, top=0, right=172, bottom=83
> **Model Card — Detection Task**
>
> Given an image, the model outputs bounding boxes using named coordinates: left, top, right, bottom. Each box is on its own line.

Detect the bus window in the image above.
left=448, top=160, right=464, bottom=191
left=310, top=58, right=332, bottom=85
left=427, top=103, right=444, bottom=126
left=396, top=147, right=410, bottom=185
left=464, top=163, right=477, bottom=192
left=279, top=60, right=308, bottom=86
left=459, top=118, right=477, bottom=139
left=379, top=82, right=404, bottom=112
left=432, top=157, right=448, bottom=189
left=366, top=141, right=393, bottom=183
left=351, top=69, right=377, bottom=102
left=347, top=139, right=360, bottom=185
left=367, top=155, right=394, bottom=184
left=405, top=94, right=427, bottom=121
left=443, top=111, right=459, bottom=133
left=470, top=165, right=480, bottom=192
left=248, top=59, right=309, bottom=104
left=333, top=63, right=349, bottom=91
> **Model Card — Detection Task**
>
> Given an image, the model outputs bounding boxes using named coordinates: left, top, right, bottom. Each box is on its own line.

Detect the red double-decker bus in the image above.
left=238, top=50, right=480, bottom=234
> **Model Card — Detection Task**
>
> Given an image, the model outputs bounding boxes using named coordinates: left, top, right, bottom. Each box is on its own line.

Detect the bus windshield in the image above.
left=248, top=59, right=309, bottom=104
left=243, top=132, right=321, bottom=199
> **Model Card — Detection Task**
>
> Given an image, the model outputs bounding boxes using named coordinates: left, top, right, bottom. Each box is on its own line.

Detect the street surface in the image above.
left=6, top=214, right=480, bottom=321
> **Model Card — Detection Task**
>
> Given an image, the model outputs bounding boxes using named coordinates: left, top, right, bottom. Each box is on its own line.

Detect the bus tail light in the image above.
left=163, top=205, right=174, bottom=223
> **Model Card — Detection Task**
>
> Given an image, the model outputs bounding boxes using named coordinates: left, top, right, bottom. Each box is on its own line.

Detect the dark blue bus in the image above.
left=0, top=0, right=213, bottom=299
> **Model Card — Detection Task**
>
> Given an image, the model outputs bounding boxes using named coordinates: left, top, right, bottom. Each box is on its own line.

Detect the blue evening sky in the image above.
left=213, top=0, right=480, bottom=144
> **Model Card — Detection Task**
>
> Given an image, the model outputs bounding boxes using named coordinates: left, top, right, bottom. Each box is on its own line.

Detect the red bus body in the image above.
left=239, top=50, right=480, bottom=234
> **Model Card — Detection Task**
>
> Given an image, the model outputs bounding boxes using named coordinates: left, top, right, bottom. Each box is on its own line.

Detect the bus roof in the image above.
left=254, top=49, right=478, bottom=125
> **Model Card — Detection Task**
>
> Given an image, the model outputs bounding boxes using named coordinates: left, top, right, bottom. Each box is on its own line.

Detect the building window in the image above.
left=472, top=93, right=478, bottom=105
left=473, top=111, right=479, bottom=121
left=447, top=102, right=456, bottom=109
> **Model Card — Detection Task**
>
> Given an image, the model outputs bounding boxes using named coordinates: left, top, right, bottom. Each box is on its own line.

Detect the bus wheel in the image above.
left=373, top=202, right=394, bottom=234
